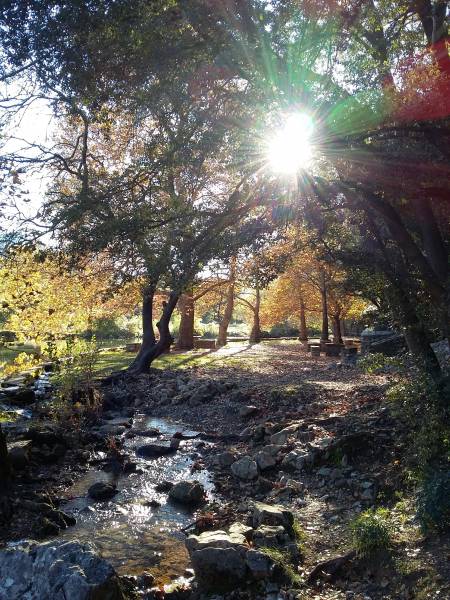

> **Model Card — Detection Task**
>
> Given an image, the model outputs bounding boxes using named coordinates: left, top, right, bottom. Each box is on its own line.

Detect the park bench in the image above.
left=193, top=339, right=217, bottom=350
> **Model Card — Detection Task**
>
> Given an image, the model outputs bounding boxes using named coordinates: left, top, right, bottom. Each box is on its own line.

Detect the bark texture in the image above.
left=218, top=258, right=236, bottom=346
left=177, top=291, right=195, bottom=350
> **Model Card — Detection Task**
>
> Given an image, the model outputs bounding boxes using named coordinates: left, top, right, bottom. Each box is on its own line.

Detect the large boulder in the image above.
left=231, top=456, right=258, bottom=480
left=168, top=480, right=205, bottom=505
left=0, top=540, right=124, bottom=600
left=186, top=531, right=248, bottom=591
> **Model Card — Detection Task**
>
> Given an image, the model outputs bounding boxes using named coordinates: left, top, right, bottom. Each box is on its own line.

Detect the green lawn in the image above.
left=94, top=348, right=223, bottom=375
left=93, top=342, right=253, bottom=376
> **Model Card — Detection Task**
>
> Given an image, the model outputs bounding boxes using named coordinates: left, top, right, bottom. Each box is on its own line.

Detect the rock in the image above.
left=256, top=450, right=277, bottom=471
left=3, top=387, right=35, bottom=406
left=186, top=530, right=247, bottom=553
left=190, top=547, right=247, bottom=590
left=252, top=502, right=294, bottom=532
left=31, top=443, right=66, bottom=465
left=8, top=440, right=31, bottom=470
left=88, top=482, right=118, bottom=501
left=136, top=442, right=175, bottom=458
left=155, top=480, right=174, bottom=492
left=231, top=456, right=258, bottom=480
left=186, top=530, right=247, bottom=591
left=229, top=522, right=253, bottom=541
left=38, top=517, right=61, bottom=536
left=253, top=525, right=289, bottom=548
left=168, top=481, right=205, bottom=505
left=270, top=424, right=299, bottom=445
left=103, top=417, right=132, bottom=428
left=246, top=549, right=274, bottom=580
left=0, top=539, right=124, bottom=599
left=281, top=449, right=311, bottom=471
left=213, top=451, right=237, bottom=468
left=27, top=426, right=67, bottom=447
left=239, top=405, right=258, bottom=418
left=98, top=424, right=127, bottom=436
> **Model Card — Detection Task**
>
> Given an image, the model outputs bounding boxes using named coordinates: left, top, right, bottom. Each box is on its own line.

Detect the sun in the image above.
left=267, top=113, right=314, bottom=174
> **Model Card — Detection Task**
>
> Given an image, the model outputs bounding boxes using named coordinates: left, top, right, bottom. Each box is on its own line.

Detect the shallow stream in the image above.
left=58, top=416, right=215, bottom=584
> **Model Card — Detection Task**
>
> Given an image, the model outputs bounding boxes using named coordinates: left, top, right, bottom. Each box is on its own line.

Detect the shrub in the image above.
left=358, top=352, right=403, bottom=374
left=387, top=372, right=450, bottom=472
left=350, top=508, right=392, bottom=557
left=52, top=338, right=100, bottom=421
left=417, top=470, right=450, bottom=533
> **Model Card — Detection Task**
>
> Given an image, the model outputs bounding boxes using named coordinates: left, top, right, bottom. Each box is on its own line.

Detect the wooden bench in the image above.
left=193, top=339, right=217, bottom=350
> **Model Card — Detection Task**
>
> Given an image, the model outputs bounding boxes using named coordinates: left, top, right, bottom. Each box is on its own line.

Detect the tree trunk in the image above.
left=299, top=299, right=308, bottom=341
left=128, top=283, right=156, bottom=372
left=128, top=291, right=179, bottom=375
left=320, top=272, right=330, bottom=341
left=249, top=284, right=261, bottom=344
left=332, top=314, right=343, bottom=344
left=177, top=290, right=195, bottom=350
left=218, top=258, right=236, bottom=346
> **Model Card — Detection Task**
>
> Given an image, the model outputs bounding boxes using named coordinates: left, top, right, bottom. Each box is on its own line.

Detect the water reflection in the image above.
left=59, top=416, right=214, bottom=582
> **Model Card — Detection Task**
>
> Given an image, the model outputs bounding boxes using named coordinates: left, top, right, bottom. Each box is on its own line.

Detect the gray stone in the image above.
left=252, top=502, right=294, bottom=532
left=256, top=450, right=277, bottom=471
left=8, top=441, right=31, bottom=470
left=190, top=547, right=247, bottom=590
left=270, top=424, right=299, bottom=445
left=88, top=482, right=118, bottom=501
left=281, top=449, right=311, bottom=471
left=136, top=442, right=175, bottom=458
left=229, top=522, right=253, bottom=540
left=186, top=530, right=247, bottom=553
left=253, top=525, right=289, bottom=549
left=213, top=451, right=237, bottom=468
left=168, top=480, right=205, bottom=505
left=0, top=539, right=124, bottom=600
left=246, top=549, right=274, bottom=580
left=231, top=456, right=258, bottom=480
left=239, top=405, right=258, bottom=418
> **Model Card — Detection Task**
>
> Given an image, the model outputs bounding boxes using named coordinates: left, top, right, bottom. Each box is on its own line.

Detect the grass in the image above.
left=93, top=342, right=258, bottom=376
left=259, top=546, right=303, bottom=586
left=350, top=508, right=393, bottom=557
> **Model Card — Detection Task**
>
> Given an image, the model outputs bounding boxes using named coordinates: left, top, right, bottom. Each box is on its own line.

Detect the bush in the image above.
left=387, top=372, right=450, bottom=472
left=84, top=317, right=135, bottom=340
left=358, top=352, right=403, bottom=374
left=417, top=470, right=450, bottom=533
left=350, top=508, right=392, bottom=557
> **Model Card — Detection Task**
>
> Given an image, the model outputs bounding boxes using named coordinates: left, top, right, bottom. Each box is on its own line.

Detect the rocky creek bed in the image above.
left=0, top=342, right=449, bottom=600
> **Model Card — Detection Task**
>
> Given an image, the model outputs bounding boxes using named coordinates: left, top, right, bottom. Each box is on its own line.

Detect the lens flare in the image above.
left=267, top=113, right=314, bottom=174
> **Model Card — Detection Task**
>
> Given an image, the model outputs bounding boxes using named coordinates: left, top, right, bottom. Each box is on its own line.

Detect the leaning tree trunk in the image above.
left=218, top=258, right=236, bottom=346
left=249, top=284, right=261, bottom=344
left=299, top=299, right=308, bottom=341
left=128, top=292, right=180, bottom=375
left=177, top=290, right=195, bottom=350
left=320, top=273, right=330, bottom=342
left=332, top=314, right=343, bottom=344
left=128, top=283, right=156, bottom=372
